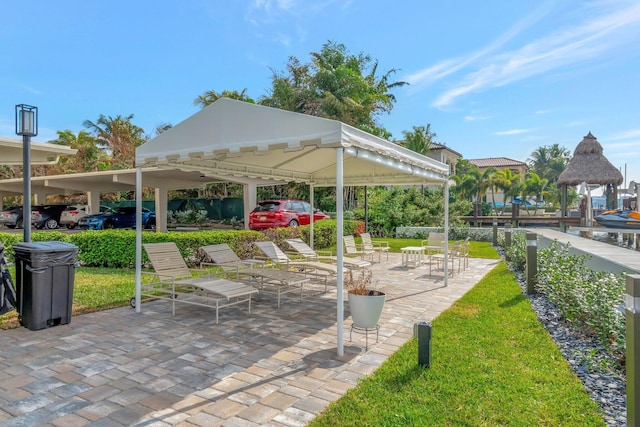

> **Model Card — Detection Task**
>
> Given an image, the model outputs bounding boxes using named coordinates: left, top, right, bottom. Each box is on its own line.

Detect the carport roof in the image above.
left=0, top=168, right=252, bottom=196
left=0, top=136, right=77, bottom=165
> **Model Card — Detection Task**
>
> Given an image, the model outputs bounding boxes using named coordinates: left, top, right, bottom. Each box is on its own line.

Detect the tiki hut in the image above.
left=557, top=132, right=623, bottom=217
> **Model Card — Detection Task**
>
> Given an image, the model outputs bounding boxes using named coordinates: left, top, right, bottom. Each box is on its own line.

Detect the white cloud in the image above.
left=609, top=129, right=640, bottom=140
left=464, top=114, right=492, bottom=121
left=494, top=129, right=533, bottom=136
left=406, top=0, right=556, bottom=90
left=246, top=0, right=353, bottom=45
left=426, top=0, right=640, bottom=107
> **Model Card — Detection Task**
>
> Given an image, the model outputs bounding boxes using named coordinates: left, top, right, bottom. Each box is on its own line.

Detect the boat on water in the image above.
left=595, top=209, right=640, bottom=229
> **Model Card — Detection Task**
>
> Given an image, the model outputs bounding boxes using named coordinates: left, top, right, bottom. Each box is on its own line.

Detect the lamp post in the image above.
left=15, top=104, right=38, bottom=243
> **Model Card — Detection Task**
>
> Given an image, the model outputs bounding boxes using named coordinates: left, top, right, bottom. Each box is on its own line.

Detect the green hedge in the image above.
left=0, top=219, right=364, bottom=268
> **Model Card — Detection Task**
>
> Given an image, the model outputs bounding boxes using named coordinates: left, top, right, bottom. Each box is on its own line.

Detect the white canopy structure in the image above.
left=0, top=136, right=77, bottom=165
left=134, top=98, right=451, bottom=355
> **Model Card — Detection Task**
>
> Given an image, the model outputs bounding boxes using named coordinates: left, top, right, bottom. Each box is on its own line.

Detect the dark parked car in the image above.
left=79, top=206, right=156, bottom=230
left=0, top=206, right=25, bottom=229
left=248, top=199, right=330, bottom=230
left=31, top=204, right=70, bottom=229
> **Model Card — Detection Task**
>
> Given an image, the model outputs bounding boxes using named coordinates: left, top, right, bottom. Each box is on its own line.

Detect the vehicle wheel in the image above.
left=130, top=297, right=136, bottom=308
left=16, top=218, right=23, bottom=229
left=289, top=219, right=299, bottom=227
left=103, top=221, right=115, bottom=229
left=66, top=224, right=76, bottom=229
left=45, top=218, right=58, bottom=229
left=145, top=219, right=156, bottom=230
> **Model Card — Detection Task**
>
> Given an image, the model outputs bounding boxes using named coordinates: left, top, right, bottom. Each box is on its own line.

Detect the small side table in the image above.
left=401, top=246, right=425, bottom=268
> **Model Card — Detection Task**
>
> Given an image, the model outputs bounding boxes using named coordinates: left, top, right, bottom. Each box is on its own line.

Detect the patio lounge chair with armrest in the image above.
left=254, top=240, right=347, bottom=291
left=359, top=232, right=390, bottom=262
left=421, top=232, right=446, bottom=258
left=199, top=244, right=310, bottom=307
left=430, top=240, right=463, bottom=276
left=285, top=238, right=371, bottom=269
left=343, top=235, right=375, bottom=263
left=141, top=242, right=258, bottom=323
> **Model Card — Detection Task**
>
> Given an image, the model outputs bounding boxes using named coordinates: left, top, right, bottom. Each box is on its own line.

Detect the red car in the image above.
left=249, top=199, right=330, bottom=230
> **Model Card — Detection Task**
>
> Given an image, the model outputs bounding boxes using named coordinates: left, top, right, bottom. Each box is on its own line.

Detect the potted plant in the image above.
left=345, top=269, right=386, bottom=329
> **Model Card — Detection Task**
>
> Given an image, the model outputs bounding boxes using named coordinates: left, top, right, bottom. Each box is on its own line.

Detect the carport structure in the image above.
left=134, top=98, right=451, bottom=355
left=0, top=136, right=77, bottom=166
left=0, top=168, right=264, bottom=226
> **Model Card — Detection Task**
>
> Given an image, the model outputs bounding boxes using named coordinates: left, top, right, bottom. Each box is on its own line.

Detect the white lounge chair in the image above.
left=254, top=240, right=348, bottom=291
left=200, top=243, right=310, bottom=307
left=141, top=242, right=258, bottom=323
left=343, top=235, right=375, bottom=263
left=359, top=233, right=390, bottom=262
left=285, top=238, right=371, bottom=269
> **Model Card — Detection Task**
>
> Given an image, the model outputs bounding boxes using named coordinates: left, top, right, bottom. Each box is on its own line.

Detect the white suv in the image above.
left=59, top=205, right=91, bottom=229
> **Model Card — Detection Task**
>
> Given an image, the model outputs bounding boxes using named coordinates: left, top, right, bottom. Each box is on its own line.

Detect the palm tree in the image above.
left=82, top=114, right=146, bottom=170
left=528, top=144, right=570, bottom=183
left=523, top=173, right=549, bottom=214
left=49, top=130, right=106, bottom=173
left=401, top=124, right=436, bottom=156
left=260, top=41, right=407, bottom=139
left=193, top=89, right=255, bottom=109
left=493, top=168, right=523, bottom=214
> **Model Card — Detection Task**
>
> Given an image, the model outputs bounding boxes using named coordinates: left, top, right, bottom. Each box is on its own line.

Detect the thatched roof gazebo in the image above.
left=557, top=132, right=623, bottom=218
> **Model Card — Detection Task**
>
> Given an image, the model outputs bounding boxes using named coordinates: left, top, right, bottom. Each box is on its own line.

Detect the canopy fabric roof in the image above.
left=557, top=132, right=623, bottom=186
left=136, top=98, right=450, bottom=186
left=0, top=137, right=77, bottom=165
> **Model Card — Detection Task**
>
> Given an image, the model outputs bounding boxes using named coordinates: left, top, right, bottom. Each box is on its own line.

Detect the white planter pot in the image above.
left=348, top=291, right=386, bottom=329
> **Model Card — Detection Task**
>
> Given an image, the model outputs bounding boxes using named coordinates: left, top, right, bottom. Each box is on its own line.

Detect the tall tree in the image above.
left=493, top=168, right=523, bottom=214
left=193, top=89, right=255, bottom=109
left=82, top=114, right=146, bottom=169
left=48, top=130, right=106, bottom=173
left=401, top=124, right=436, bottom=155
left=260, top=41, right=407, bottom=139
left=528, top=144, right=570, bottom=183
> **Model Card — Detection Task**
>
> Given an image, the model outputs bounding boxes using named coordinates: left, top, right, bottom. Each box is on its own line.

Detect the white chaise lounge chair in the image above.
left=199, top=243, right=310, bottom=307
left=141, top=242, right=258, bottom=323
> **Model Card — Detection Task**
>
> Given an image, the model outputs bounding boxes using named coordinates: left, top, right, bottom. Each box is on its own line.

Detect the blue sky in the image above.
left=1, top=0, right=639, bottom=189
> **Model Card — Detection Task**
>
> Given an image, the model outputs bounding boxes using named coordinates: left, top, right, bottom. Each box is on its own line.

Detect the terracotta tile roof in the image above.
left=467, top=157, right=528, bottom=168
left=429, top=143, right=462, bottom=157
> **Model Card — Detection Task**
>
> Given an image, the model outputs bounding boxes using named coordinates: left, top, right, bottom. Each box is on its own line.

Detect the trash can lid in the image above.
left=13, top=241, right=78, bottom=253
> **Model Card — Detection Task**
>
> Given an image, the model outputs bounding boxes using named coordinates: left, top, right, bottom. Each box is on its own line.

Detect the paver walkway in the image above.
left=0, top=253, right=499, bottom=426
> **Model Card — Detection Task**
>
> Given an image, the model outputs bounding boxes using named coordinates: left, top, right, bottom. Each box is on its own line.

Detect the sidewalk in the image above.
left=0, top=253, right=499, bottom=426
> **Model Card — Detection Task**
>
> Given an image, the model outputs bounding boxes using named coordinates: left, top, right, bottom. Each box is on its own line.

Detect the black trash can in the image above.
left=13, top=241, right=78, bottom=331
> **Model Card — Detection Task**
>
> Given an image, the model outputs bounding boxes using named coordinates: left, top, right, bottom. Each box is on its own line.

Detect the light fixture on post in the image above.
left=15, top=104, right=38, bottom=243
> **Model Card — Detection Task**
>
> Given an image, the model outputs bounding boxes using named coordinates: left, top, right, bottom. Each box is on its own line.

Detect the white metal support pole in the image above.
left=336, top=148, right=344, bottom=357
left=135, top=167, right=142, bottom=313
left=626, top=274, right=640, bottom=426
left=444, top=180, right=450, bottom=286
left=310, top=184, right=315, bottom=249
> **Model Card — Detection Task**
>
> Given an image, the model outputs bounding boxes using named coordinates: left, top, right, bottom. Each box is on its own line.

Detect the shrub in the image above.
left=536, top=241, right=625, bottom=356
left=0, top=231, right=70, bottom=264
left=501, top=235, right=626, bottom=359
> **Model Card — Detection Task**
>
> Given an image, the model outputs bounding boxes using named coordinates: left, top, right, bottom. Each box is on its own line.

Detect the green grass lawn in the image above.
left=309, top=262, right=605, bottom=426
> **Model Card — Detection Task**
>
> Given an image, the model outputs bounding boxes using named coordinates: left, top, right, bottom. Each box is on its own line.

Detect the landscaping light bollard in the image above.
left=504, top=226, right=512, bottom=261
left=626, top=274, right=640, bottom=427
left=492, top=219, right=498, bottom=246
left=414, top=322, right=432, bottom=368
left=525, top=232, right=537, bottom=294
